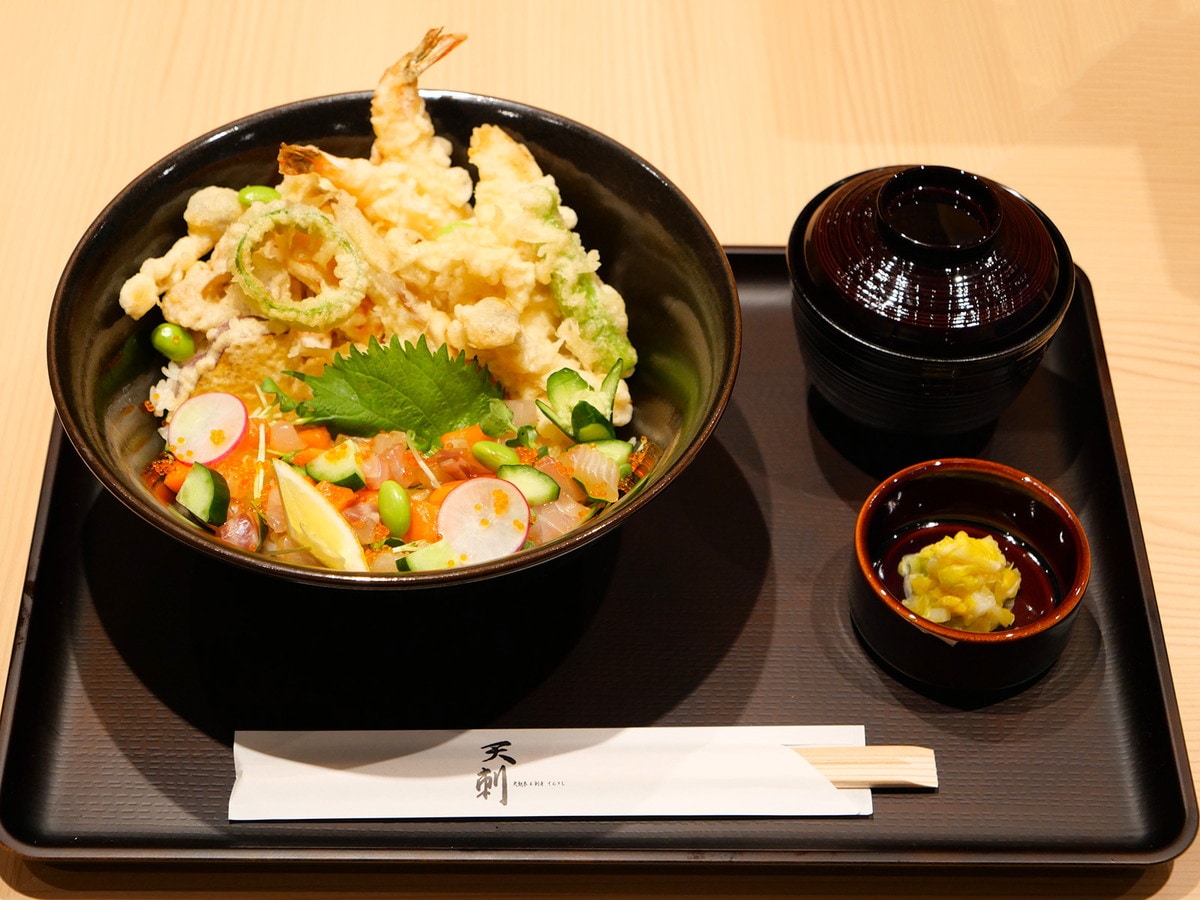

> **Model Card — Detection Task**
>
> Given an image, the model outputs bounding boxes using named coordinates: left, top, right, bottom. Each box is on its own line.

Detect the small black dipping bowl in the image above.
left=851, top=458, right=1090, bottom=696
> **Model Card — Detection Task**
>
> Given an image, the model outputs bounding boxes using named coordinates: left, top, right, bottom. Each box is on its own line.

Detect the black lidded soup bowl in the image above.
left=47, top=90, right=741, bottom=589
left=788, top=165, right=1074, bottom=440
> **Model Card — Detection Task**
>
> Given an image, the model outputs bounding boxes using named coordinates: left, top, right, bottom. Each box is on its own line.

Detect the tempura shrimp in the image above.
left=369, top=27, right=466, bottom=166
left=277, top=144, right=469, bottom=242
left=275, top=28, right=473, bottom=243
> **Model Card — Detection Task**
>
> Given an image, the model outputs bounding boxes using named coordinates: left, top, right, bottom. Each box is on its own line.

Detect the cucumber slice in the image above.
left=535, top=359, right=623, bottom=441
left=497, top=464, right=561, bottom=506
left=305, top=440, right=365, bottom=489
left=176, top=462, right=230, bottom=526
left=398, top=538, right=464, bottom=571
left=571, top=402, right=616, bottom=442
left=588, top=438, right=634, bottom=476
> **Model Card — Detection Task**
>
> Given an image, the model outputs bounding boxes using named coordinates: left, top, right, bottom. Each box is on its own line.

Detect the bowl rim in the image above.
left=46, top=88, right=742, bottom=589
left=854, top=457, right=1091, bottom=643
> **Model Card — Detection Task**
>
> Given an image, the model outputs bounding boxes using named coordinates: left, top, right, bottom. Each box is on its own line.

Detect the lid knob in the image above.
left=876, top=166, right=1002, bottom=256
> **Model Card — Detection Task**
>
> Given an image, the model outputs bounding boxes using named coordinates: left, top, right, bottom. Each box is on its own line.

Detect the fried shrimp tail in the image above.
left=370, top=27, right=466, bottom=165
left=277, top=143, right=328, bottom=176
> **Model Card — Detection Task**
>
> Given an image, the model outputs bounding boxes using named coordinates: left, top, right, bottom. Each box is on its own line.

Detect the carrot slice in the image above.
left=297, top=426, right=334, bottom=449
left=289, top=446, right=324, bottom=467
left=163, top=459, right=191, bottom=493
left=404, top=498, right=441, bottom=543
left=427, top=479, right=468, bottom=507
left=441, top=424, right=489, bottom=447
left=315, top=480, right=356, bottom=511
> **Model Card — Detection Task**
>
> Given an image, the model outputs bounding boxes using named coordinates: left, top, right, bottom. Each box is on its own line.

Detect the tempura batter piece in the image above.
left=278, top=144, right=472, bottom=243
left=118, top=186, right=244, bottom=320
left=469, top=125, right=637, bottom=378
left=193, top=327, right=326, bottom=410
left=120, top=28, right=637, bottom=435
left=160, top=260, right=248, bottom=332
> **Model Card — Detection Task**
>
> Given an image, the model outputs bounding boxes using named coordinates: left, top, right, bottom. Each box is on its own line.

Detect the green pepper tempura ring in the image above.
left=232, top=201, right=367, bottom=331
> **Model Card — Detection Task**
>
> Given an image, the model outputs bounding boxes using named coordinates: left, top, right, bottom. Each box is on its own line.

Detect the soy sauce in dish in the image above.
left=876, top=521, right=1060, bottom=629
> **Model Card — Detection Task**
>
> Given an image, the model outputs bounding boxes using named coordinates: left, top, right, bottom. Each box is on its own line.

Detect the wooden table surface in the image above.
left=3, top=1, right=1198, bottom=896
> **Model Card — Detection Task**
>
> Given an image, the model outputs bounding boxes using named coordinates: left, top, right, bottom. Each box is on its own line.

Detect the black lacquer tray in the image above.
left=1, top=249, right=1194, bottom=865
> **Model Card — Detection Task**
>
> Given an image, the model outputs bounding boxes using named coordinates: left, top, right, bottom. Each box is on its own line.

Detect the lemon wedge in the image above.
left=271, top=459, right=369, bottom=571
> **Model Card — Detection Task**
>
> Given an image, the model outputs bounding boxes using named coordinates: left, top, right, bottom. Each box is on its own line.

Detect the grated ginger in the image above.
left=898, top=530, right=1021, bottom=633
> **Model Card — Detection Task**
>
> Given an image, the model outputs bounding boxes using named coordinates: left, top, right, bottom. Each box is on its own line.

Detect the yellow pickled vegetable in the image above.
left=898, top=531, right=1021, bottom=633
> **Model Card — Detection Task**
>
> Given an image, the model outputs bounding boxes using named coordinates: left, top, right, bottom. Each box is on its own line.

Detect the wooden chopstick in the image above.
left=791, top=745, right=938, bottom=789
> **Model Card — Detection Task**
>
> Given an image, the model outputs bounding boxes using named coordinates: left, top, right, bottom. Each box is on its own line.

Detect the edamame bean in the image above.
left=150, top=322, right=195, bottom=362
left=378, top=480, right=412, bottom=537
left=237, top=184, right=281, bottom=206
left=471, top=440, right=520, bottom=471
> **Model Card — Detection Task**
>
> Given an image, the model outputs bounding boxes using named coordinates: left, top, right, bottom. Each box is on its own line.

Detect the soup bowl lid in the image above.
left=789, top=165, right=1073, bottom=357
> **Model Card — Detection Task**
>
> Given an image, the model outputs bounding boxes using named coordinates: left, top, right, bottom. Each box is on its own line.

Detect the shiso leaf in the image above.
left=269, top=334, right=510, bottom=451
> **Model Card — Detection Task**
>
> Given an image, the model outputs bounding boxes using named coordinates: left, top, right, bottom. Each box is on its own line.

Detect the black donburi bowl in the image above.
left=47, top=90, right=741, bottom=589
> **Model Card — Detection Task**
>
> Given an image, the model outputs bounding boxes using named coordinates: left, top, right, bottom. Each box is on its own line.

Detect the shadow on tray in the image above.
left=806, top=366, right=1089, bottom=484
left=75, top=433, right=770, bottom=745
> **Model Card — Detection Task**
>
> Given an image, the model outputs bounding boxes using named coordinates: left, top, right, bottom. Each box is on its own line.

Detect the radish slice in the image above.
left=437, top=477, right=531, bottom=564
left=166, top=392, right=249, bottom=465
